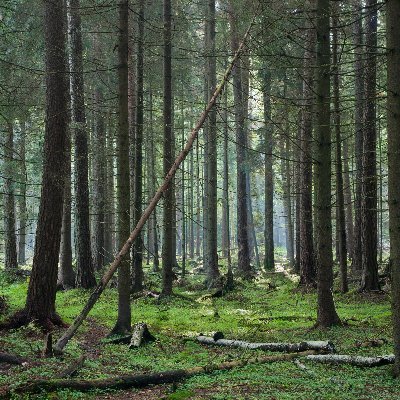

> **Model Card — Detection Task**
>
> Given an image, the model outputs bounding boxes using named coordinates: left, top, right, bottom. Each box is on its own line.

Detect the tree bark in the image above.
left=17, top=122, right=27, bottom=266
left=386, top=0, right=400, bottom=377
left=111, top=0, right=132, bottom=335
left=306, top=354, right=395, bottom=367
left=24, top=0, right=69, bottom=327
left=67, top=0, right=96, bottom=289
left=360, top=0, right=379, bottom=291
left=315, top=0, right=341, bottom=327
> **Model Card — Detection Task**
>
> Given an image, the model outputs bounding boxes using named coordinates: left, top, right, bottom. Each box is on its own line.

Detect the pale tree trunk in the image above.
left=315, top=0, right=341, bottom=327
left=386, top=0, right=400, bottom=376
left=360, top=0, right=379, bottom=291
left=111, top=0, right=131, bottom=335
left=67, top=0, right=96, bottom=288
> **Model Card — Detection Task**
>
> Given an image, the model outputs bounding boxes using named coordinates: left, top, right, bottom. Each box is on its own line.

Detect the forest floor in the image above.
left=0, top=263, right=399, bottom=399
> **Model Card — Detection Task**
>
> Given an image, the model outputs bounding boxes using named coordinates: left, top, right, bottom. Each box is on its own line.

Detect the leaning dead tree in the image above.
left=53, top=17, right=256, bottom=354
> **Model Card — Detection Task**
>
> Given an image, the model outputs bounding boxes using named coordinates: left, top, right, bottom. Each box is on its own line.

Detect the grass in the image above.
left=0, top=265, right=399, bottom=399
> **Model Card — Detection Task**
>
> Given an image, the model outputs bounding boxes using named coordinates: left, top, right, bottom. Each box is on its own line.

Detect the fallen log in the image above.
left=1, top=350, right=316, bottom=397
left=306, top=354, right=395, bottom=367
left=0, top=352, right=27, bottom=366
left=52, top=18, right=255, bottom=355
left=57, top=355, right=86, bottom=378
left=196, top=336, right=335, bottom=353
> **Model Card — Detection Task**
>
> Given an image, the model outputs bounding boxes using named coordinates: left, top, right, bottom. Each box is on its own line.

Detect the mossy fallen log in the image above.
left=306, top=354, right=395, bottom=367
left=0, top=350, right=316, bottom=398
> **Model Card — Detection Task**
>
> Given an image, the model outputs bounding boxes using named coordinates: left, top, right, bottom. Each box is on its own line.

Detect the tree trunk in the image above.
left=3, top=121, right=18, bottom=271
left=386, top=0, right=400, bottom=376
left=132, top=0, right=145, bottom=293
left=332, top=8, right=348, bottom=293
left=111, top=0, right=131, bottom=335
left=353, top=0, right=364, bottom=272
left=360, top=0, right=379, bottom=291
left=24, top=0, right=69, bottom=327
left=299, top=4, right=316, bottom=286
left=263, top=68, right=274, bottom=271
left=67, top=0, right=96, bottom=289
left=315, top=0, right=340, bottom=327
left=162, top=0, right=176, bottom=295
left=17, top=122, right=27, bottom=266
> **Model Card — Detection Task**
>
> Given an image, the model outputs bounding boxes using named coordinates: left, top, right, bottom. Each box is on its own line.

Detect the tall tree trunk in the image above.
left=67, top=0, right=96, bottom=288
left=386, top=0, right=400, bottom=376
left=332, top=8, right=348, bottom=293
left=17, top=122, right=27, bottom=266
left=111, top=0, right=131, bottom=335
left=132, top=0, right=145, bottom=293
left=299, top=5, right=316, bottom=286
left=315, top=0, right=340, bottom=327
left=353, top=0, right=364, bottom=272
left=3, top=121, right=18, bottom=271
left=188, top=139, right=194, bottom=260
left=25, top=0, right=69, bottom=326
left=360, top=0, right=379, bottom=291
left=195, top=139, right=201, bottom=257
left=262, top=68, right=274, bottom=271
left=204, top=0, right=220, bottom=287
left=162, top=0, right=176, bottom=295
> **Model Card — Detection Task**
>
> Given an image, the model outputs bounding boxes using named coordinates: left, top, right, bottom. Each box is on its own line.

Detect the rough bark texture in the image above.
left=263, top=68, right=274, bottom=271
left=299, top=4, right=316, bottom=286
left=131, top=0, right=145, bottom=292
left=353, top=0, right=364, bottom=272
left=67, top=0, right=96, bottom=289
left=25, top=0, right=69, bottom=326
left=111, top=0, right=132, bottom=335
left=17, top=122, right=27, bottom=265
left=162, top=0, right=176, bottom=295
left=315, top=0, right=340, bottom=327
left=386, top=0, right=400, bottom=377
left=360, top=0, right=379, bottom=291
left=306, top=354, right=395, bottom=367
left=3, top=122, right=18, bottom=271
left=332, top=10, right=348, bottom=293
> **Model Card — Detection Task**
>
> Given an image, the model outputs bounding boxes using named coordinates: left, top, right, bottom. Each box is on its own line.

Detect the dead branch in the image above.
left=306, top=354, right=395, bottom=367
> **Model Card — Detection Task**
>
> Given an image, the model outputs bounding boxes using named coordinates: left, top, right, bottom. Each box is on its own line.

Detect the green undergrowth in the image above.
left=0, top=266, right=399, bottom=399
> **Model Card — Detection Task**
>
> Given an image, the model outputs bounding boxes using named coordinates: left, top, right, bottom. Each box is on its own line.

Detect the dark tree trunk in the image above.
left=162, top=0, right=175, bottom=295
left=195, top=139, right=201, bottom=257
left=17, top=122, right=27, bottom=266
left=67, top=0, right=96, bottom=289
left=332, top=8, right=348, bottom=293
left=343, top=136, right=354, bottom=261
left=25, top=0, right=69, bottom=326
left=386, top=0, right=400, bottom=376
left=111, top=0, right=131, bottom=335
left=3, top=121, right=18, bottom=271
left=353, top=0, right=364, bottom=272
left=299, top=6, right=316, bottom=286
left=262, top=68, right=274, bottom=271
left=360, top=0, right=379, bottom=291
left=132, top=0, right=145, bottom=293
left=315, top=0, right=341, bottom=327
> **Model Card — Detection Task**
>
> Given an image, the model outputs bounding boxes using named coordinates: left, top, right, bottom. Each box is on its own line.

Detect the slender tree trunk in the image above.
left=3, top=121, right=18, bottom=271
left=67, top=0, right=96, bottom=288
left=17, top=122, right=27, bottom=266
left=299, top=6, right=316, bottom=286
left=262, top=68, right=274, bottom=271
left=332, top=8, right=348, bottom=293
left=360, top=0, right=379, bottom=291
left=25, top=0, right=69, bottom=327
left=132, top=0, right=145, bottom=293
left=188, top=141, right=194, bottom=260
left=195, top=140, right=201, bottom=257
left=343, top=136, right=354, bottom=260
left=162, top=0, right=176, bottom=295
left=315, top=0, right=340, bottom=327
left=386, top=0, right=400, bottom=376
left=111, top=0, right=131, bottom=335
left=353, top=0, right=364, bottom=272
